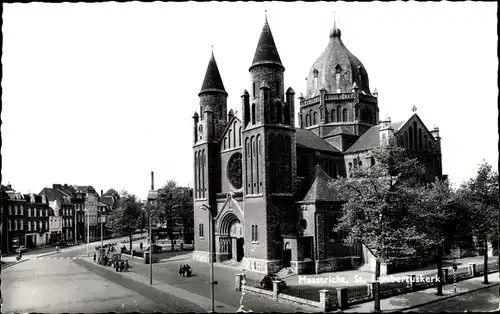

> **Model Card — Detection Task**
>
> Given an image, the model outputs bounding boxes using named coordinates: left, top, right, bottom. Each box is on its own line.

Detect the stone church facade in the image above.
left=192, top=15, right=444, bottom=275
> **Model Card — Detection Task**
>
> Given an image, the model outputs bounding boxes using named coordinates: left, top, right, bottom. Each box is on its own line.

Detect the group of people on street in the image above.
left=115, top=259, right=129, bottom=272
left=179, top=264, right=192, bottom=277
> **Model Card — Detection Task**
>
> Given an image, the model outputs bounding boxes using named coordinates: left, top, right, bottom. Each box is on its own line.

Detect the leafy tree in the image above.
left=329, top=140, right=428, bottom=311
left=151, top=180, right=193, bottom=248
left=408, top=178, right=467, bottom=295
left=457, top=161, right=499, bottom=284
left=106, top=192, right=143, bottom=251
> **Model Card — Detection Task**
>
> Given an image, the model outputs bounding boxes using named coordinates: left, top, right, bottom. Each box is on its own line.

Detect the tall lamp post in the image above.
left=83, top=208, right=90, bottom=256
left=147, top=170, right=155, bottom=286
left=202, top=204, right=216, bottom=313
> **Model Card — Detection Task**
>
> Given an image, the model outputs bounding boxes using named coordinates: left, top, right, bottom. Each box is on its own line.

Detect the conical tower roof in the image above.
left=250, top=14, right=284, bottom=71
left=200, top=51, right=227, bottom=95
left=302, top=165, right=340, bottom=202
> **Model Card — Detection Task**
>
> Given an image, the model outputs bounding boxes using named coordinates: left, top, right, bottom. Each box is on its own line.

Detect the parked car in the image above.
left=260, top=274, right=284, bottom=290
left=15, top=246, right=27, bottom=253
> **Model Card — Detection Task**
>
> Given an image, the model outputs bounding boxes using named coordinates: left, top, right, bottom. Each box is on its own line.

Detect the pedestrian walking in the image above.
left=179, top=265, right=184, bottom=277
left=140, top=242, right=143, bottom=251
left=124, top=260, right=129, bottom=272
left=93, top=252, right=96, bottom=262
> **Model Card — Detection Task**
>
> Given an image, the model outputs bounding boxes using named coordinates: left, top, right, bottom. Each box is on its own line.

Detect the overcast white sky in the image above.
left=2, top=2, right=498, bottom=200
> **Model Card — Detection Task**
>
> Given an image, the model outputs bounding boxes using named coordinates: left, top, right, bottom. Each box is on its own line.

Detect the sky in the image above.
left=2, top=2, right=498, bottom=200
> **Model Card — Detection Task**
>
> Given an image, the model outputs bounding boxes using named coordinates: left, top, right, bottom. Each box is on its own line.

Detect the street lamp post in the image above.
left=100, top=210, right=104, bottom=250
left=83, top=208, right=90, bottom=256
left=74, top=208, right=78, bottom=245
left=202, top=204, right=216, bottom=313
left=149, top=202, right=153, bottom=285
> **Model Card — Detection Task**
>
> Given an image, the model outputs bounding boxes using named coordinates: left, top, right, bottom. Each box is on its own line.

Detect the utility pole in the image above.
left=74, top=208, right=77, bottom=245
left=149, top=171, right=154, bottom=285
left=206, top=204, right=216, bottom=313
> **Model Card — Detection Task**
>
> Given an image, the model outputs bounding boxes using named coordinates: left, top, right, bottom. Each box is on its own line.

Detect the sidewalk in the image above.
left=120, top=258, right=317, bottom=312
left=78, top=257, right=238, bottom=313
left=342, top=272, right=499, bottom=313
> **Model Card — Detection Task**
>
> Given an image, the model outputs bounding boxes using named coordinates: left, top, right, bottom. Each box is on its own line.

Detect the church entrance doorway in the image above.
left=283, top=242, right=292, bottom=267
left=219, top=212, right=245, bottom=263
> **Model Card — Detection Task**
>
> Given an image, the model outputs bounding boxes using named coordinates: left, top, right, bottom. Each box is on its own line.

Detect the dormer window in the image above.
left=313, top=70, right=319, bottom=91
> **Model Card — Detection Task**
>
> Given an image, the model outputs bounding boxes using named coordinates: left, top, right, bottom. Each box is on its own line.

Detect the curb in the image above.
left=394, top=282, right=499, bottom=313
left=1, top=258, right=29, bottom=270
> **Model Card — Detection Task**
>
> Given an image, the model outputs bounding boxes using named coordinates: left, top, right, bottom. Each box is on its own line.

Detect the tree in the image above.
left=457, top=161, right=499, bottom=284
left=408, top=178, right=466, bottom=296
left=328, top=140, right=428, bottom=311
left=151, top=180, right=193, bottom=248
left=106, top=192, right=143, bottom=251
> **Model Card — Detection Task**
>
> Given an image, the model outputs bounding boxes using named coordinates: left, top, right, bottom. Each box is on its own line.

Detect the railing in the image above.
left=380, top=281, right=411, bottom=296
left=281, top=285, right=321, bottom=302
left=244, top=277, right=269, bottom=290
left=346, top=285, right=371, bottom=304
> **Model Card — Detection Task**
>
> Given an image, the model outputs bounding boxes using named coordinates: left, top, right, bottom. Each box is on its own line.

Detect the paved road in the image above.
left=1, top=257, right=205, bottom=313
left=409, top=285, right=499, bottom=312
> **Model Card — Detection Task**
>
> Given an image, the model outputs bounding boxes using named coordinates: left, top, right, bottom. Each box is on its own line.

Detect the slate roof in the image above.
left=100, top=196, right=115, bottom=207
left=250, top=16, right=283, bottom=70
left=295, top=128, right=341, bottom=154
left=345, top=121, right=405, bottom=153
left=200, top=52, right=226, bottom=95
left=302, top=165, right=339, bottom=202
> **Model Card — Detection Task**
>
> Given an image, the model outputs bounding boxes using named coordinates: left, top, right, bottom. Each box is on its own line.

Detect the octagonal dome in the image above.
left=305, top=25, right=371, bottom=98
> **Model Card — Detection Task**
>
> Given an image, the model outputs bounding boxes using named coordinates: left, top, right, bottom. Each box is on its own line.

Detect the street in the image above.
left=1, top=257, right=205, bottom=313
left=408, top=285, right=500, bottom=312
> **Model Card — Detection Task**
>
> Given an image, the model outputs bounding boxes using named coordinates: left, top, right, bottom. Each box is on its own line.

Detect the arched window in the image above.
left=418, top=129, right=423, bottom=151
left=276, top=102, right=282, bottom=124
left=342, top=108, right=348, bottom=122
left=367, top=111, right=373, bottom=124
left=413, top=122, right=418, bottom=150
left=251, top=103, right=256, bottom=125
left=244, top=103, right=250, bottom=127
left=424, top=135, right=427, bottom=150
left=228, top=130, right=232, bottom=148
left=337, top=105, right=341, bottom=121
left=335, top=65, right=342, bottom=74
left=313, top=69, right=319, bottom=90
left=330, top=109, right=335, bottom=123
left=354, top=104, right=359, bottom=120
left=284, top=103, right=290, bottom=125
left=224, top=138, right=227, bottom=150
left=348, top=162, right=353, bottom=177
left=239, top=127, right=242, bottom=146
left=403, top=131, right=408, bottom=148
left=309, top=110, right=313, bottom=126
left=313, top=112, right=317, bottom=125
left=409, top=126, right=413, bottom=150
left=252, top=82, right=256, bottom=98
left=305, top=114, right=310, bottom=127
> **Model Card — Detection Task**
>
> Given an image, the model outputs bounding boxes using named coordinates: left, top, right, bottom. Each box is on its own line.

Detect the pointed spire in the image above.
left=200, top=48, right=227, bottom=95
left=250, top=11, right=284, bottom=71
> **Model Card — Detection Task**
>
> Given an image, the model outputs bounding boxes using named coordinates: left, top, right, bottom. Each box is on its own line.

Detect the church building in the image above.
left=192, top=15, right=443, bottom=275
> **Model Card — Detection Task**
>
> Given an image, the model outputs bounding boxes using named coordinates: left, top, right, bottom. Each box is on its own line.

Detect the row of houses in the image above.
left=1, top=184, right=117, bottom=254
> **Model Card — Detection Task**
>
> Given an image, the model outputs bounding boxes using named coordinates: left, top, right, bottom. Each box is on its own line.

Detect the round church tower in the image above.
left=305, top=23, right=371, bottom=98
left=298, top=20, right=379, bottom=152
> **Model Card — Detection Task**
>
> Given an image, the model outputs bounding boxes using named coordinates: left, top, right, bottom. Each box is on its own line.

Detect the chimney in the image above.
left=151, top=171, right=154, bottom=190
